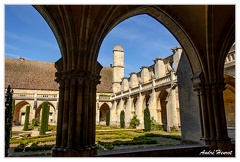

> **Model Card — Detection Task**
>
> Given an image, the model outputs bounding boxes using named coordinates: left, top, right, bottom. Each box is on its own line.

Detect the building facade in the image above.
left=5, top=44, right=235, bottom=133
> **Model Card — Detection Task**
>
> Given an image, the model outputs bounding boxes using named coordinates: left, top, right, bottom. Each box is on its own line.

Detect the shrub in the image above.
left=150, top=117, right=163, bottom=130
left=98, top=141, right=114, bottom=150
left=25, top=144, right=54, bottom=152
left=14, top=143, right=25, bottom=152
left=39, top=102, right=50, bottom=135
left=48, top=125, right=57, bottom=131
left=110, top=136, right=157, bottom=146
left=106, top=110, right=110, bottom=126
left=32, top=118, right=39, bottom=126
left=129, top=115, right=140, bottom=129
left=120, top=110, right=125, bottom=128
left=144, top=107, right=151, bottom=132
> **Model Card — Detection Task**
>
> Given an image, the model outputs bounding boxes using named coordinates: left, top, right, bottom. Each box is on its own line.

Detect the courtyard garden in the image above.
left=8, top=124, right=182, bottom=157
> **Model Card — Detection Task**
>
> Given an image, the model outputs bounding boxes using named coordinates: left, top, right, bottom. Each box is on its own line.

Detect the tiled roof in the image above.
left=97, top=67, right=113, bottom=93
left=5, top=58, right=59, bottom=90
left=5, top=58, right=113, bottom=92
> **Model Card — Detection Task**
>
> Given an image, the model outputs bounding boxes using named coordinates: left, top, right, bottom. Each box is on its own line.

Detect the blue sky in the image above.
left=5, top=5, right=179, bottom=77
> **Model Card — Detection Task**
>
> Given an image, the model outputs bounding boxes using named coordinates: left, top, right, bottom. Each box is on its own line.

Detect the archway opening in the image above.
left=13, top=101, right=31, bottom=126
left=159, top=91, right=168, bottom=131
left=36, top=102, right=56, bottom=125
left=223, top=44, right=235, bottom=143
left=99, top=103, right=110, bottom=122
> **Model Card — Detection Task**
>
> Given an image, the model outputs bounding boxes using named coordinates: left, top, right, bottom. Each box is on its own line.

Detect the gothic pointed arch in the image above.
left=99, top=103, right=110, bottom=121
left=158, top=90, right=168, bottom=131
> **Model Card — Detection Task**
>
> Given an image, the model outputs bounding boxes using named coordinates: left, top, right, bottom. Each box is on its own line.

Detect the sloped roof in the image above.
left=5, top=58, right=59, bottom=90
left=5, top=58, right=113, bottom=92
left=96, top=67, right=113, bottom=93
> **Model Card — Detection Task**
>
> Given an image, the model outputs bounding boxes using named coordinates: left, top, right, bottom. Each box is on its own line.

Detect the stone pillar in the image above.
left=96, top=102, right=100, bottom=125
left=136, top=93, right=143, bottom=129
left=192, top=77, right=231, bottom=150
left=125, top=97, right=132, bottom=127
left=52, top=68, right=101, bottom=157
left=110, top=100, right=118, bottom=126
left=117, top=99, right=124, bottom=125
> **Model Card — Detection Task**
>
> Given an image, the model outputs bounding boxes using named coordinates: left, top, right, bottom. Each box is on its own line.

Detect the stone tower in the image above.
left=112, top=45, right=124, bottom=93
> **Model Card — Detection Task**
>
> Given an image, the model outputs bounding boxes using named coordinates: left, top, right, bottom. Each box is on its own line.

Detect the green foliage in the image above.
left=23, top=106, right=30, bottom=131
left=98, top=135, right=157, bottom=148
left=10, top=135, right=56, bottom=145
left=144, top=107, right=151, bottom=132
left=120, top=110, right=125, bottom=128
left=39, top=102, right=50, bottom=135
left=48, top=125, right=57, bottom=131
left=32, top=118, right=39, bottom=126
left=14, top=143, right=25, bottom=152
left=97, top=144, right=105, bottom=151
left=106, top=110, right=110, bottom=126
left=5, top=85, right=14, bottom=157
left=150, top=117, right=163, bottom=131
left=144, top=133, right=181, bottom=140
left=14, top=143, right=54, bottom=152
left=129, top=115, right=140, bottom=129
left=98, top=141, right=114, bottom=150
left=25, top=143, right=54, bottom=152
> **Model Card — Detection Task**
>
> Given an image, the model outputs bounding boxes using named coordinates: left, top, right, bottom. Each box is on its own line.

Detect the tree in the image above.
left=106, top=110, right=110, bottom=126
left=22, top=106, right=30, bottom=131
left=39, top=102, right=50, bottom=135
left=120, top=110, right=125, bottom=128
left=5, top=85, right=13, bottom=157
left=144, top=107, right=151, bottom=132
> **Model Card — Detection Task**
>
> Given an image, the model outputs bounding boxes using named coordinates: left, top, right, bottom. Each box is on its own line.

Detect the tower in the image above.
left=112, top=45, right=124, bottom=93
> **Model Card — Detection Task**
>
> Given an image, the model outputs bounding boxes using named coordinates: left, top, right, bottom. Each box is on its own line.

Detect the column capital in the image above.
left=55, top=69, right=101, bottom=86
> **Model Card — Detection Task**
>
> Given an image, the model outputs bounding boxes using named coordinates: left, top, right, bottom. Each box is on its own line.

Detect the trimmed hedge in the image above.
left=14, top=143, right=55, bottom=152
left=106, top=110, right=110, bottom=126
left=23, top=106, right=30, bottom=131
left=144, top=107, right=151, bottom=132
left=120, top=110, right=125, bottom=128
left=39, top=102, right=50, bottom=135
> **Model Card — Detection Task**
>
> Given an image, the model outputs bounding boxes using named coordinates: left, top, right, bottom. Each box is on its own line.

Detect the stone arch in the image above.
left=131, top=97, right=138, bottom=115
left=36, top=101, right=56, bottom=124
left=100, top=7, right=202, bottom=76
left=223, top=74, right=235, bottom=128
left=13, top=101, right=31, bottom=126
left=32, top=6, right=235, bottom=156
left=159, top=90, right=168, bottom=131
left=99, top=103, right=110, bottom=121
left=143, top=94, right=150, bottom=108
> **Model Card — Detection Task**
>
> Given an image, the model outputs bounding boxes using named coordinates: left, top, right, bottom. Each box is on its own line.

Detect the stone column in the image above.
left=52, top=69, right=101, bottom=157
left=192, top=76, right=231, bottom=150
left=136, top=93, right=143, bottom=129
left=110, top=100, right=117, bottom=126
left=125, top=97, right=132, bottom=127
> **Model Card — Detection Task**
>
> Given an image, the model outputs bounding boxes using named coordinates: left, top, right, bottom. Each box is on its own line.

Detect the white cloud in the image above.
left=5, top=52, right=32, bottom=60
left=5, top=43, right=18, bottom=50
left=5, top=31, right=59, bottom=51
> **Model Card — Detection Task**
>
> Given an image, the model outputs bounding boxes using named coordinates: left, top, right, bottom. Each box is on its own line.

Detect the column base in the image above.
left=52, top=146, right=98, bottom=157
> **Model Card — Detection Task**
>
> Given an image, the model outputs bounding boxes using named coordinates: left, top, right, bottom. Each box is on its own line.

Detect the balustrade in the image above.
left=12, top=93, right=58, bottom=100
left=13, top=93, right=34, bottom=99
